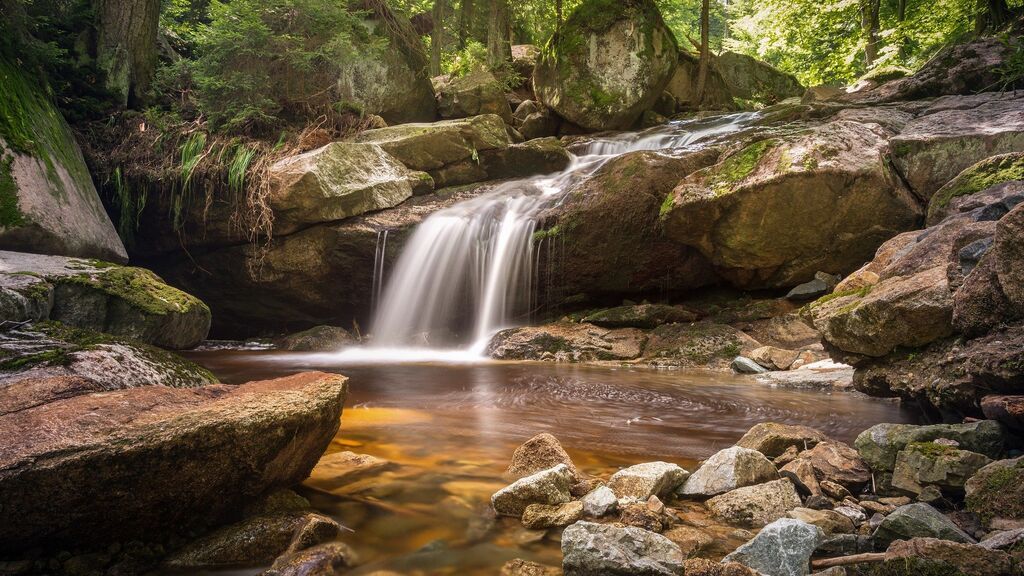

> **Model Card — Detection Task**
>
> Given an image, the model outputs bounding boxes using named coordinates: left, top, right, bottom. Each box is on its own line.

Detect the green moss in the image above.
left=929, top=153, right=1024, bottom=217
left=0, top=152, right=24, bottom=228
left=708, top=139, right=775, bottom=196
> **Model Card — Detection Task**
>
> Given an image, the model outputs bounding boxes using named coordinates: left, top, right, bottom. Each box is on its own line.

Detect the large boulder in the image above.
left=0, top=250, right=210, bottom=349
left=533, top=0, right=678, bottom=131
left=561, top=521, right=684, bottom=576
left=706, top=478, right=803, bottom=528
left=660, top=120, right=922, bottom=289
left=0, top=58, right=127, bottom=263
left=889, top=92, right=1024, bottom=200
left=723, top=518, right=823, bottom=576
left=0, top=372, right=347, bottom=552
left=713, top=51, right=803, bottom=104
left=965, top=456, right=1024, bottom=530
left=267, top=142, right=428, bottom=236
left=535, top=149, right=721, bottom=309
left=872, top=503, right=975, bottom=549
left=486, top=322, right=646, bottom=362
left=679, top=446, right=780, bottom=497
left=666, top=51, right=735, bottom=111
left=435, top=68, right=514, bottom=123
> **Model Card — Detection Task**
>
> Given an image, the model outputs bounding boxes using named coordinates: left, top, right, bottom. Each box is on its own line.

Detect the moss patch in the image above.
left=929, top=153, right=1024, bottom=219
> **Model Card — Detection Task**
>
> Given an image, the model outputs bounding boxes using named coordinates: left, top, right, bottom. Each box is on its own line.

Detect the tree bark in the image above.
left=430, top=0, right=448, bottom=76
left=695, top=0, right=710, bottom=105
left=487, top=0, right=510, bottom=69
left=860, top=0, right=881, bottom=67
left=91, top=0, right=160, bottom=108
left=458, top=0, right=475, bottom=49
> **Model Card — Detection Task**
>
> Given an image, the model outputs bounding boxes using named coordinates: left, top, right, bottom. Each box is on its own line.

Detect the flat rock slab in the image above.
left=0, top=371, right=347, bottom=552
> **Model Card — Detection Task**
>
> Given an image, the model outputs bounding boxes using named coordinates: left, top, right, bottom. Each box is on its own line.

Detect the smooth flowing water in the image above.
left=367, top=113, right=759, bottom=353
left=182, top=351, right=918, bottom=576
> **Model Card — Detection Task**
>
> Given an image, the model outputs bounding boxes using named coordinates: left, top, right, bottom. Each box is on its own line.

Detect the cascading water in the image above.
left=351, top=112, right=759, bottom=359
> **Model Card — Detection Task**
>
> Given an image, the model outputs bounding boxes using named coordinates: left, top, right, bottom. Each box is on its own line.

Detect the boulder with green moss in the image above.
left=533, top=0, right=678, bottom=131
left=435, top=68, right=514, bottom=124
left=660, top=120, right=921, bottom=289
left=0, top=371, right=347, bottom=553
left=965, top=456, right=1024, bottom=530
left=889, top=92, right=1024, bottom=200
left=0, top=250, right=210, bottom=349
left=0, top=58, right=127, bottom=263
left=267, top=141, right=429, bottom=236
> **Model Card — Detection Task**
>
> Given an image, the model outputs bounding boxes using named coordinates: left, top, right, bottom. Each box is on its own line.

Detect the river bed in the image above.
left=180, top=351, right=918, bottom=575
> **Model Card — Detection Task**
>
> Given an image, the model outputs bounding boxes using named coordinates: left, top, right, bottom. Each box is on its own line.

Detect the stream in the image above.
left=181, top=351, right=918, bottom=575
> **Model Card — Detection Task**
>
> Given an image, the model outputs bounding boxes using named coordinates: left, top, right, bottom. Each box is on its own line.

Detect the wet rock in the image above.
left=267, top=141, right=426, bottom=235
left=506, top=433, right=583, bottom=484
left=164, top=512, right=340, bottom=569
left=486, top=322, right=645, bottom=362
left=750, top=346, right=800, bottom=371
left=787, top=508, right=856, bottom=535
left=0, top=250, right=210, bottom=349
left=275, top=325, right=355, bottom=351
left=261, top=542, right=356, bottom=576
left=663, top=526, right=713, bottom=557
left=582, top=485, right=618, bottom=517
left=732, top=356, right=768, bottom=374
left=0, top=372, right=347, bottom=553
left=883, top=537, right=1015, bottom=576
left=522, top=500, right=584, bottom=529
left=736, top=423, right=829, bottom=458
left=682, top=558, right=761, bottom=576
left=981, top=395, right=1024, bottom=432
left=501, top=558, right=560, bottom=576
left=435, top=68, right=513, bottom=123
left=965, top=456, right=1024, bottom=530
left=679, top=446, right=780, bottom=497
left=872, top=503, right=975, bottom=549
left=608, top=461, right=690, bottom=500
left=491, top=464, right=574, bottom=517
left=889, top=92, right=1024, bottom=200
left=854, top=421, right=1004, bottom=473
left=707, top=478, right=803, bottom=528
left=723, top=517, right=823, bottom=576
left=803, top=441, right=871, bottom=493
left=583, top=304, right=699, bottom=329
left=661, top=121, right=921, bottom=289
left=534, top=0, right=678, bottom=131
left=891, top=442, right=993, bottom=496
left=561, top=521, right=684, bottom=576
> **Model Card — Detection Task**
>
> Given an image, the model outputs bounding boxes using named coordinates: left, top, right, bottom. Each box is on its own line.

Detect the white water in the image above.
left=339, top=113, right=758, bottom=362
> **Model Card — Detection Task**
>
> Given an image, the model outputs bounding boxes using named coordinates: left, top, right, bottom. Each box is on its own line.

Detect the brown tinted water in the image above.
left=181, top=351, right=919, bottom=575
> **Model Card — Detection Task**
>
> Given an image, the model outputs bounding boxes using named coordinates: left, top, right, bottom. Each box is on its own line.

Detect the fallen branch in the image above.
left=811, top=553, right=886, bottom=569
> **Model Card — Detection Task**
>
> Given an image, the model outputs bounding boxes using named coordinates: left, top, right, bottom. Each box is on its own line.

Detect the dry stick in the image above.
left=811, top=553, right=886, bottom=569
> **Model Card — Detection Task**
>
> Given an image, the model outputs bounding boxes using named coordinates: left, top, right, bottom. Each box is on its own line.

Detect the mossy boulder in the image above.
left=660, top=120, right=922, bottom=289
left=485, top=322, right=646, bottom=362
left=435, top=68, right=514, bottom=124
left=533, top=0, right=678, bottom=131
left=965, top=456, right=1024, bottom=530
left=0, top=58, right=127, bottom=263
left=268, top=141, right=428, bottom=236
left=0, top=371, right=346, bottom=553
left=0, top=250, right=210, bottom=349
left=713, top=51, right=803, bottom=104
left=889, top=92, right=1024, bottom=201
left=927, top=152, right=1024, bottom=226
left=666, top=51, right=735, bottom=111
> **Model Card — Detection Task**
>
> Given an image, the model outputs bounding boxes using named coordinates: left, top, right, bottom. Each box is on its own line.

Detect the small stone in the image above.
left=521, top=501, right=584, bottom=529
left=581, top=486, right=618, bottom=517
left=732, top=356, right=769, bottom=374
left=872, top=503, right=975, bottom=549
left=492, top=464, right=574, bottom=517
left=608, top=462, right=690, bottom=500
left=679, top=446, right=780, bottom=497
left=561, top=521, right=684, bottom=576
left=724, top=518, right=824, bottom=576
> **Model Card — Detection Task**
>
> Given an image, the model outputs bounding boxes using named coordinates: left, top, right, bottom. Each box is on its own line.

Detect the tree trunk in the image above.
left=860, top=0, right=881, bottom=67
left=458, top=0, right=475, bottom=49
left=695, top=0, right=710, bottom=105
left=487, top=0, right=510, bottom=69
left=91, top=0, right=160, bottom=108
left=430, top=0, right=448, bottom=76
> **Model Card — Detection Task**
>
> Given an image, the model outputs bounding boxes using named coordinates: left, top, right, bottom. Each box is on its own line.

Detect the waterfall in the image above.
left=361, top=112, right=758, bottom=355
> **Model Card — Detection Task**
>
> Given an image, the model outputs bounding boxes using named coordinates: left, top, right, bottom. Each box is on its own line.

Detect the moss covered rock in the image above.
left=0, top=250, right=210, bottom=349
left=661, top=120, right=921, bottom=289
left=0, top=58, right=127, bottom=263
left=533, top=0, right=678, bottom=131
left=0, top=371, right=346, bottom=553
